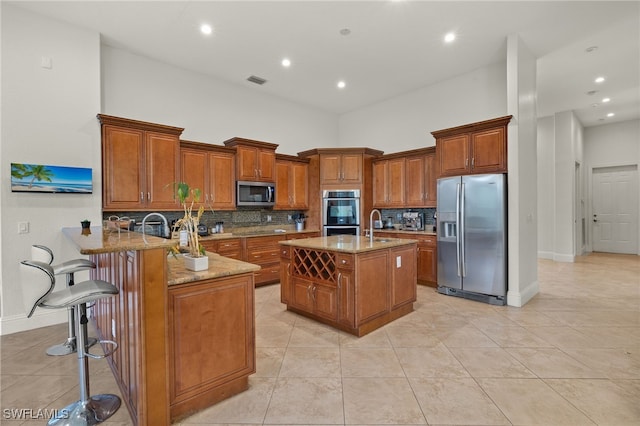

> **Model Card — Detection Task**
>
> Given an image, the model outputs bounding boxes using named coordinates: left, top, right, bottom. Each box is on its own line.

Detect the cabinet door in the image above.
left=319, top=154, right=342, bottom=184
left=236, top=146, right=258, bottom=180
left=337, top=269, right=355, bottom=327
left=405, top=156, right=426, bottom=207
left=291, top=277, right=314, bottom=311
left=257, top=149, right=276, bottom=181
left=275, top=161, right=291, bottom=209
left=417, top=243, right=437, bottom=285
left=438, top=134, right=470, bottom=177
left=387, top=158, right=405, bottom=206
left=341, top=154, right=363, bottom=184
left=181, top=148, right=207, bottom=205
left=145, top=131, right=180, bottom=209
left=372, top=161, right=387, bottom=206
left=470, top=127, right=506, bottom=173
left=424, top=152, right=437, bottom=206
left=313, top=283, right=338, bottom=321
left=390, top=246, right=416, bottom=309
left=102, top=125, right=145, bottom=209
left=208, top=151, right=235, bottom=209
left=290, top=162, right=308, bottom=209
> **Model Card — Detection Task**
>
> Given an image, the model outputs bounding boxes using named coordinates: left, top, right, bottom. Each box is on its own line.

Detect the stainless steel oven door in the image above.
left=324, top=226, right=360, bottom=236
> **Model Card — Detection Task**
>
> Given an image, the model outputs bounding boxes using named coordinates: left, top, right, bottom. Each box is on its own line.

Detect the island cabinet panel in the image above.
left=433, top=115, right=512, bottom=177
left=168, top=273, right=255, bottom=421
left=281, top=237, right=417, bottom=336
left=91, top=248, right=170, bottom=426
left=98, top=114, right=183, bottom=211
left=376, top=231, right=437, bottom=287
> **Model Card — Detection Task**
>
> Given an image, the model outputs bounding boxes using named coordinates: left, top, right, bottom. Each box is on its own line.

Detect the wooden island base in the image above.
left=280, top=235, right=418, bottom=337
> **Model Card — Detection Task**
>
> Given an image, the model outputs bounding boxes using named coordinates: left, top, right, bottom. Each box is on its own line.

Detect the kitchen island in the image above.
left=279, top=235, right=417, bottom=336
left=62, top=227, right=260, bottom=426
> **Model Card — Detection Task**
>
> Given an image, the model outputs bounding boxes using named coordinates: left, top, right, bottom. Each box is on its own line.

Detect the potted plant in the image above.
left=172, top=182, right=208, bottom=271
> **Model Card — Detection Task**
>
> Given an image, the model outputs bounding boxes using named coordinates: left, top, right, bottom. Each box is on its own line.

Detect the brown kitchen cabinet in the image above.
left=224, top=137, right=278, bottom=182
left=404, top=147, right=437, bottom=207
left=372, top=157, right=406, bottom=208
left=245, top=235, right=286, bottom=286
left=180, top=141, right=236, bottom=210
left=433, top=115, right=512, bottom=177
left=319, top=152, right=364, bottom=185
left=275, top=154, right=309, bottom=210
left=375, top=231, right=437, bottom=287
left=98, top=114, right=183, bottom=211
left=201, top=238, right=243, bottom=261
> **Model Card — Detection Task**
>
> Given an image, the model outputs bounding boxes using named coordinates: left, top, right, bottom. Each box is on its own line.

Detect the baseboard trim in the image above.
left=553, top=253, right=575, bottom=263
left=537, top=251, right=554, bottom=260
left=0, top=310, right=66, bottom=336
left=507, top=279, right=539, bottom=307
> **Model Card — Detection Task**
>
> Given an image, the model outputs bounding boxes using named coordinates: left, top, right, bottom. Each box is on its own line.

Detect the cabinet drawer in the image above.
left=419, top=235, right=436, bottom=246
left=254, top=262, right=280, bottom=285
left=280, top=246, right=292, bottom=259
left=217, top=239, right=242, bottom=250
left=246, top=235, right=285, bottom=249
left=248, top=248, right=281, bottom=264
left=336, top=254, right=355, bottom=270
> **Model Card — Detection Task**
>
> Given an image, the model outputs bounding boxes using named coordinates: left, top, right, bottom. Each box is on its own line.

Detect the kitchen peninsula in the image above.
left=279, top=235, right=417, bottom=336
left=62, top=226, right=260, bottom=426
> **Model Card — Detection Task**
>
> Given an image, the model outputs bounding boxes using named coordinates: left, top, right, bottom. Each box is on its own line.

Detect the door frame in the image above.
left=587, top=162, right=640, bottom=255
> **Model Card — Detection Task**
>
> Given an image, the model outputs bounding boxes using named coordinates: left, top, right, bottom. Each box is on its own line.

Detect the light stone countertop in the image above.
left=62, top=226, right=176, bottom=254
left=279, top=235, right=417, bottom=254
left=167, top=252, right=260, bottom=285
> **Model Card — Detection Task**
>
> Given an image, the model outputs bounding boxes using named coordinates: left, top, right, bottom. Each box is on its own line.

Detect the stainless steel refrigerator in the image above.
left=436, top=173, right=507, bottom=305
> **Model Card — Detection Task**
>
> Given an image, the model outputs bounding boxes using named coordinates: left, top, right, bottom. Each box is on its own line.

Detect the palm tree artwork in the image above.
left=11, top=163, right=93, bottom=193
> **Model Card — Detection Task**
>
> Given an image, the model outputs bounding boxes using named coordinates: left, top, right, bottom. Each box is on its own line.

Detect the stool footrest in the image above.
left=86, top=340, right=118, bottom=360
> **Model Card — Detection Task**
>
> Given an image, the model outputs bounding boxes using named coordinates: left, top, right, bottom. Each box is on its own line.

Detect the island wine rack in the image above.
left=292, top=248, right=336, bottom=283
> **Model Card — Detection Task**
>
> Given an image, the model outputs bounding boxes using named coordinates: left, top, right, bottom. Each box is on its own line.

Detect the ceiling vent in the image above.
left=247, top=75, right=267, bottom=85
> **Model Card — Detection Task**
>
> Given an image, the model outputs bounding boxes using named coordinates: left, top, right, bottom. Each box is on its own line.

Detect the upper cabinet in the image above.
left=275, top=154, right=309, bottom=210
left=224, top=137, right=278, bottom=182
left=404, top=147, right=437, bottom=208
left=98, top=114, right=183, bottom=211
left=372, top=157, right=405, bottom=208
left=319, top=152, right=364, bottom=185
left=433, top=115, right=512, bottom=177
left=180, top=141, right=236, bottom=210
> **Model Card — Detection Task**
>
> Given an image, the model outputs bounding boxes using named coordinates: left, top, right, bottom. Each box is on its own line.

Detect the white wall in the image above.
left=537, top=116, right=556, bottom=258
left=584, top=119, right=640, bottom=253
left=338, top=62, right=507, bottom=151
left=102, top=46, right=339, bottom=155
left=506, top=34, right=539, bottom=307
left=1, top=4, right=102, bottom=334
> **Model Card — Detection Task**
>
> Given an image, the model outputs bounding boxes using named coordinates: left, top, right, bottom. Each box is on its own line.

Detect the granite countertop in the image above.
left=167, top=252, right=260, bottom=285
left=279, top=235, right=417, bottom=254
left=196, top=227, right=320, bottom=241
left=62, top=226, right=176, bottom=254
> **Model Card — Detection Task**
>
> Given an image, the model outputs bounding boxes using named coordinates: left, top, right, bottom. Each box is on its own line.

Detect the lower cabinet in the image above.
left=167, top=273, right=255, bottom=420
left=375, top=232, right=437, bottom=287
left=200, top=238, right=242, bottom=260
left=245, top=235, right=286, bottom=286
left=291, top=277, right=338, bottom=321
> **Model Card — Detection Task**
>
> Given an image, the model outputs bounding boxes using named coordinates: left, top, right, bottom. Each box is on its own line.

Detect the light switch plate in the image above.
left=18, top=221, right=29, bottom=234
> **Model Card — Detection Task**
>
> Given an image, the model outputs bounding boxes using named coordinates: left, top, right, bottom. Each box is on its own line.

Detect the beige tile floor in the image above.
left=2, top=253, right=638, bottom=425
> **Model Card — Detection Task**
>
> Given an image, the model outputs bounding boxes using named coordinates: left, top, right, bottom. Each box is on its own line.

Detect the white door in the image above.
left=592, top=165, right=638, bottom=254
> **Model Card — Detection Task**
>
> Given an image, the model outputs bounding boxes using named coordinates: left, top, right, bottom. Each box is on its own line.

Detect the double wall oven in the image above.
left=322, top=189, right=360, bottom=236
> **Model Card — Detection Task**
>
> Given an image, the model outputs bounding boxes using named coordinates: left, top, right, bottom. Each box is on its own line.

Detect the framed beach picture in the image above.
left=11, top=163, right=93, bottom=194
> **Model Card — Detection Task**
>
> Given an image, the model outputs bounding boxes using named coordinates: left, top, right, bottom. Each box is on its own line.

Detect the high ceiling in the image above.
left=10, top=1, right=640, bottom=127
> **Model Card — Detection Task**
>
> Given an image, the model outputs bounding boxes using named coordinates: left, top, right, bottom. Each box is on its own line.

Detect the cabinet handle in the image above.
left=312, top=285, right=317, bottom=301
left=471, top=157, right=475, bottom=168
left=337, top=272, right=342, bottom=288
left=147, top=192, right=150, bottom=201
left=254, top=168, right=258, bottom=177
left=140, top=192, right=144, bottom=202
left=465, top=158, right=469, bottom=167
left=341, top=259, right=347, bottom=265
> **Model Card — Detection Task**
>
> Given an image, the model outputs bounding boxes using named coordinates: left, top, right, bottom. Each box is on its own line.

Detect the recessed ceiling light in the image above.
left=595, top=76, right=605, bottom=83
left=281, top=58, right=291, bottom=67
left=607, top=112, right=615, bottom=117
left=585, top=46, right=598, bottom=53
left=444, top=32, right=456, bottom=43
left=337, top=81, right=346, bottom=89
left=602, top=97, right=611, bottom=103
left=200, top=24, right=213, bottom=35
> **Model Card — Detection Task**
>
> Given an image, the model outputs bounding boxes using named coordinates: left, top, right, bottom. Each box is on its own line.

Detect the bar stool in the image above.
left=20, top=260, right=121, bottom=426
left=31, top=245, right=98, bottom=356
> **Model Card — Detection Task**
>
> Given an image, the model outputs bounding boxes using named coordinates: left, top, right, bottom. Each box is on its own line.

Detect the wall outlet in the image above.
left=396, top=255, right=402, bottom=268
left=18, top=221, right=29, bottom=234
left=111, top=319, right=116, bottom=338
left=266, top=215, right=272, bottom=222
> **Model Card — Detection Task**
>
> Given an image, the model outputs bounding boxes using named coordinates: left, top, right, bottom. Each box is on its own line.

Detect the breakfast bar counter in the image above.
left=279, top=235, right=418, bottom=336
left=62, top=226, right=259, bottom=426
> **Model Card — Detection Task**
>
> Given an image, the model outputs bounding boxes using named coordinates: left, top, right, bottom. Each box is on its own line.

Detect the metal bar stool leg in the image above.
left=47, top=303, right=121, bottom=426
left=46, top=272, right=97, bottom=356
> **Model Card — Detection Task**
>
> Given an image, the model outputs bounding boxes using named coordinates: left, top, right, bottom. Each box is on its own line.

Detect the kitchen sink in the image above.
left=372, top=238, right=392, bottom=243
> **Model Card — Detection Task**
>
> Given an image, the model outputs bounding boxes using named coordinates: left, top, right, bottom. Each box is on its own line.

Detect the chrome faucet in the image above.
left=141, top=212, right=169, bottom=238
left=369, top=209, right=381, bottom=242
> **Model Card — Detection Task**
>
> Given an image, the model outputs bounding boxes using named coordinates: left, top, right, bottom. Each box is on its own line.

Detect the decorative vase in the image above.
left=81, top=220, right=91, bottom=229
left=184, top=254, right=208, bottom=271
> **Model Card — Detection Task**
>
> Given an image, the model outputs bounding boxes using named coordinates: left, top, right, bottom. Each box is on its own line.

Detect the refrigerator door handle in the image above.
left=456, top=182, right=461, bottom=277
left=460, top=182, right=466, bottom=277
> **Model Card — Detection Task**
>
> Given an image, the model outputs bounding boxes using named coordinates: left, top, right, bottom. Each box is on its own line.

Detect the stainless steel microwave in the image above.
left=236, top=181, right=275, bottom=207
